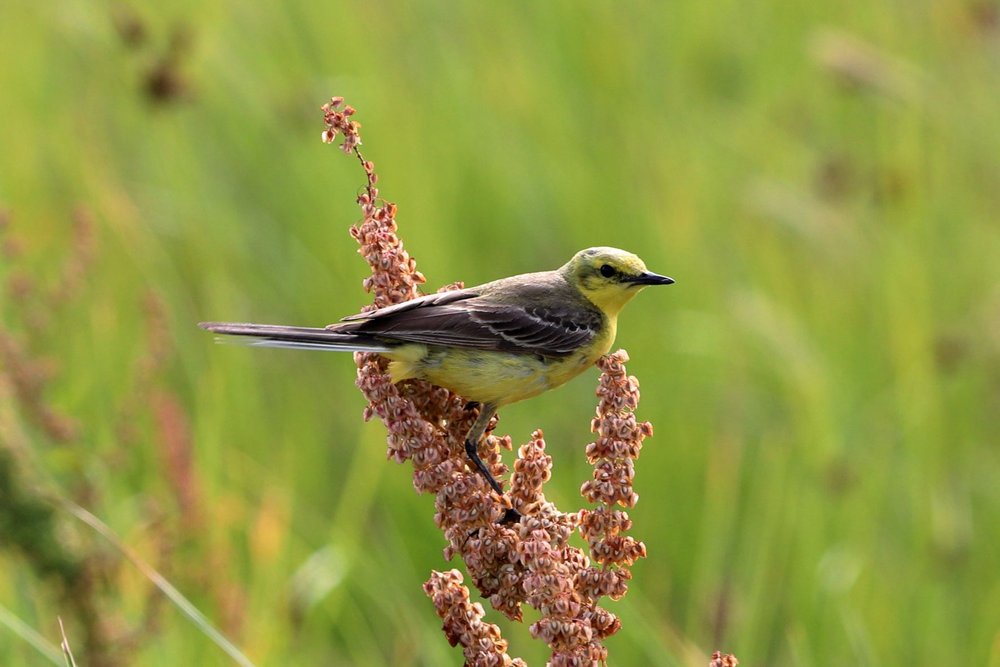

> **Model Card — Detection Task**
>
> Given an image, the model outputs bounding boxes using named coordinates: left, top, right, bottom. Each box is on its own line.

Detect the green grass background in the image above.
left=2, top=1, right=999, bottom=665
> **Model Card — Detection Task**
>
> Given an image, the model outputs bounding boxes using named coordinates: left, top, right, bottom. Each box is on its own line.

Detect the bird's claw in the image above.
left=464, top=504, right=523, bottom=542
left=499, top=507, right=522, bottom=525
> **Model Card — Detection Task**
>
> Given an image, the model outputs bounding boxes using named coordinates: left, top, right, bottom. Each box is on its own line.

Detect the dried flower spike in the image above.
left=710, top=650, right=740, bottom=667
left=319, top=97, right=657, bottom=665
left=424, top=570, right=527, bottom=667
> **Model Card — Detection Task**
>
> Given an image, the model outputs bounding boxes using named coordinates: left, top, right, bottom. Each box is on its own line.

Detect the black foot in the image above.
left=465, top=507, right=523, bottom=542
left=499, top=508, right=522, bottom=525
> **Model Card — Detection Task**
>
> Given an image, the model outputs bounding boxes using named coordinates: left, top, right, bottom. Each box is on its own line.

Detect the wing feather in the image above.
left=328, top=285, right=602, bottom=358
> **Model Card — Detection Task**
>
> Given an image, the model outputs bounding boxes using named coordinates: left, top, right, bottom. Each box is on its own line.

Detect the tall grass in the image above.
left=1, top=1, right=998, bottom=665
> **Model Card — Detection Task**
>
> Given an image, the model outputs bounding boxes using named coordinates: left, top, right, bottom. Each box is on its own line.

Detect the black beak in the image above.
left=629, top=271, right=675, bottom=286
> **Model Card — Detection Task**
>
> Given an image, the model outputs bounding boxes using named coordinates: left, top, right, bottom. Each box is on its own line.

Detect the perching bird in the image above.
left=200, top=247, right=673, bottom=507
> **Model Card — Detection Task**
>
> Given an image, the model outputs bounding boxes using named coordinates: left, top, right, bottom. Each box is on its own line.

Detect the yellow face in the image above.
left=561, top=247, right=674, bottom=316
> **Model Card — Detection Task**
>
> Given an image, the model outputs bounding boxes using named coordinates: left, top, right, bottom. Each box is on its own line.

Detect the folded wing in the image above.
left=331, top=287, right=601, bottom=358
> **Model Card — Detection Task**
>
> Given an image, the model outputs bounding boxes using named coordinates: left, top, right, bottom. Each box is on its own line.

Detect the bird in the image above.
left=200, top=247, right=673, bottom=511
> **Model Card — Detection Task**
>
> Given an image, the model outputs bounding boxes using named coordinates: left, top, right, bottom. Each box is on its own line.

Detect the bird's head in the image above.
left=561, top=247, right=674, bottom=316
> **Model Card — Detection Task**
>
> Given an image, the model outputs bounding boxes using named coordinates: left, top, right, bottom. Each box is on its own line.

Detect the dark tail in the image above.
left=198, top=322, right=391, bottom=353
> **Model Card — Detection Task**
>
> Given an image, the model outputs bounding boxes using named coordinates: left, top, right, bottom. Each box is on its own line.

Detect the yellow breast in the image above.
left=383, top=315, right=617, bottom=406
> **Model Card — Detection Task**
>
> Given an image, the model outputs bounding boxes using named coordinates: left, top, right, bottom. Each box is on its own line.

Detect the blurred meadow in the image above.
left=2, top=1, right=1000, bottom=665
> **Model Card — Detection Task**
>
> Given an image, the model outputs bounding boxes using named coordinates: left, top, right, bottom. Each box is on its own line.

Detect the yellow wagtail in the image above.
left=200, top=247, right=673, bottom=506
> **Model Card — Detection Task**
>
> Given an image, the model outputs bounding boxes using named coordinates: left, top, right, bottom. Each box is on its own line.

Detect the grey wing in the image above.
left=468, top=303, right=602, bottom=356
left=330, top=291, right=602, bottom=358
left=337, top=289, right=478, bottom=322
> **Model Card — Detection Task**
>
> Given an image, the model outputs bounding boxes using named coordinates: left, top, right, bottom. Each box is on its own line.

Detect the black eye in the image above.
left=599, top=264, right=616, bottom=278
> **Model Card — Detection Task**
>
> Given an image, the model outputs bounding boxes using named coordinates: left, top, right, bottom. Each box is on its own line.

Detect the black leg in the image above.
left=465, top=436, right=505, bottom=496
left=461, top=403, right=522, bottom=524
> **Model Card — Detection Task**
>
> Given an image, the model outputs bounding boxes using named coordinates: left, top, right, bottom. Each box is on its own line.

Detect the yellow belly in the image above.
left=383, top=326, right=614, bottom=406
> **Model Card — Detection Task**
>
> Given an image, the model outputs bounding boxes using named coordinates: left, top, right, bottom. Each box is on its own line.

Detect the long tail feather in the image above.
left=198, top=322, right=391, bottom=353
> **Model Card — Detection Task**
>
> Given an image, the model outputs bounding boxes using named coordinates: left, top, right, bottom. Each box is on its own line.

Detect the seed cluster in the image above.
left=424, top=569, right=527, bottom=667
left=324, top=95, right=425, bottom=310
left=710, top=651, right=740, bottom=667
left=577, top=351, right=649, bottom=595
left=326, top=98, right=653, bottom=666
